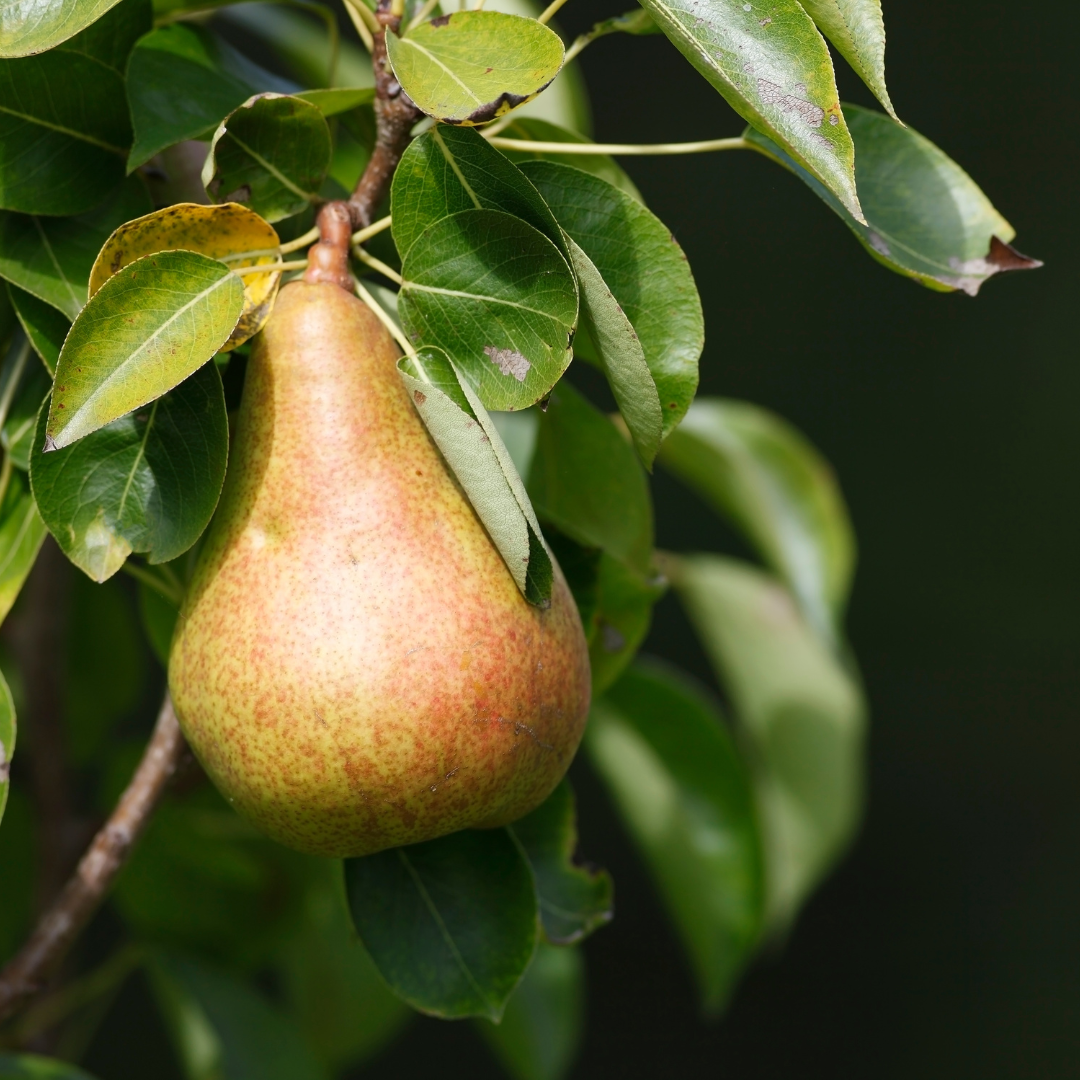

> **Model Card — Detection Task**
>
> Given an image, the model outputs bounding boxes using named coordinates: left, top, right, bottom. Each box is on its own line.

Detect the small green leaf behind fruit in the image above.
left=343, top=828, right=539, bottom=1021
left=398, top=346, right=553, bottom=605
left=398, top=208, right=577, bottom=412
left=0, top=1053, right=100, bottom=1079
left=203, top=94, right=332, bottom=223
left=588, top=658, right=766, bottom=1011
left=0, top=665, right=16, bottom=828
left=510, top=779, right=613, bottom=945
left=386, top=11, right=564, bottom=125
left=44, top=250, right=243, bottom=450
left=31, top=362, right=229, bottom=582
left=744, top=106, right=1041, bottom=294
left=477, top=943, right=584, bottom=1080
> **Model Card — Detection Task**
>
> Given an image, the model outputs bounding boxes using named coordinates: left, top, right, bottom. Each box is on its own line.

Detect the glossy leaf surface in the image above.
left=510, top=779, right=613, bottom=945
left=521, top=161, right=702, bottom=439
left=399, top=346, right=552, bottom=604
left=344, top=828, right=539, bottom=1021
left=0, top=665, right=14, bottom=827
left=659, top=397, right=855, bottom=648
left=588, top=659, right=765, bottom=1010
left=0, top=48, right=131, bottom=214
left=637, top=0, right=861, bottom=220
left=398, top=208, right=577, bottom=412
left=745, top=106, right=1038, bottom=294
left=478, top=944, right=584, bottom=1080
left=799, top=0, right=894, bottom=118
left=203, top=94, right=331, bottom=223
left=31, top=362, right=229, bottom=581
left=386, top=12, right=563, bottom=125
left=0, top=1055, right=98, bottom=1079
left=8, top=286, right=69, bottom=373
left=672, top=554, right=866, bottom=929
left=0, top=177, right=152, bottom=321
left=0, top=0, right=131, bottom=57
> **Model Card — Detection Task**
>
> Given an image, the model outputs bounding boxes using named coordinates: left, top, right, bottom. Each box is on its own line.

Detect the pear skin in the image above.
left=168, top=281, right=591, bottom=857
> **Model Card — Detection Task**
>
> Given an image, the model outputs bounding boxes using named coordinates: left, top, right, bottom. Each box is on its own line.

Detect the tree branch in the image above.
left=0, top=693, right=186, bottom=1025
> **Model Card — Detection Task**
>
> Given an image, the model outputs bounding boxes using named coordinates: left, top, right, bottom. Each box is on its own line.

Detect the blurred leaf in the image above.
left=527, top=381, right=652, bottom=575
left=744, top=106, right=1040, bottom=294
left=203, top=94, right=331, bottom=223
left=90, top=203, right=281, bottom=349
left=478, top=943, right=584, bottom=1080
left=4, top=362, right=52, bottom=468
left=399, top=347, right=552, bottom=604
left=116, top=788, right=309, bottom=969
left=391, top=124, right=565, bottom=264
left=588, top=658, right=765, bottom=1010
left=44, top=252, right=241, bottom=450
left=671, top=555, right=866, bottom=930
left=0, top=177, right=152, bottom=322
left=126, top=23, right=297, bottom=170
left=0, top=471, right=47, bottom=627
left=31, top=361, right=229, bottom=581
left=277, top=861, right=411, bottom=1071
left=64, top=0, right=152, bottom=70
left=343, top=828, right=539, bottom=1021
left=0, top=1054, right=99, bottom=1079
left=294, top=87, right=375, bottom=116
left=638, top=0, right=862, bottom=221
left=493, top=117, right=643, bottom=204
left=521, top=161, right=702, bottom=440
left=398, top=209, right=577, bottom=412
left=0, top=665, right=14, bottom=827
left=386, top=12, right=563, bottom=125
left=510, top=779, right=612, bottom=945
left=149, top=951, right=328, bottom=1080
left=799, top=0, right=894, bottom=119
left=137, top=579, right=179, bottom=666
left=7, top=287, right=69, bottom=375
left=0, top=49, right=131, bottom=215
left=489, top=408, right=538, bottom=479
left=659, top=397, right=855, bottom=649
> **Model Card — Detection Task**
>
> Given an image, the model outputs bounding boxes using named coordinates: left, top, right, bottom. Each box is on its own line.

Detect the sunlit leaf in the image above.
left=637, top=0, right=862, bottom=221
left=386, top=11, right=563, bottom=125
left=588, top=658, right=765, bottom=1010
left=344, top=828, right=539, bottom=1021
left=31, top=362, right=229, bottom=581
left=744, top=105, right=1041, bottom=294
left=398, top=208, right=577, bottom=412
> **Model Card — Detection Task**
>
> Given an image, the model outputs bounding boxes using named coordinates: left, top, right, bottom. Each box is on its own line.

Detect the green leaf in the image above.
left=658, top=397, right=855, bottom=649
left=527, top=381, right=653, bottom=576
left=63, top=0, right=152, bottom=72
left=390, top=124, right=566, bottom=265
left=386, top=11, right=564, bottom=125
left=572, top=7, right=660, bottom=49
left=0, top=48, right=131, bottom=215
left=799, top=0, right=894, bottom=119
left=398, top=347, right=553, bottom=605
left=343, top=828, right=539, bottom=1021
left=203, top=94, right=332, bottom=223
left=44, top=250, right=243, bottom=449
left=0, top=665, right=14, bottom=828
left=3, top=362, right=51, bottom=468
left=587, top=658, right=765, bottom=1010
left=520, top=161, right=702, bottom=440
left=510, top=779, right=612, bottom=945
left=0, top=472, right=48, bottom=626
left=7, top=286, right=69, bottom=374
left=398, top=208, right=577, bottom=412
left=671, top=555, right=866, bottom=930
left=492, top=117, right=644, bottom=204
left=31, top=361, right=229, bottom=582
left=477, top=943, right=584, bottom=1080
left=149, top=952, right=328, bottom=1080
left=126, top=24, right=296, bottom=171
left=277, top=861, right=411, bottom=1072
left=744, top=105, right=1041, bottom=294
left=0, top=1054, right=99, bottom=1079
left=294, top=87, right=376, bottom=117
left=0, top=176, right=153, bottom=322
left=637, top=0, right=862, bottom=221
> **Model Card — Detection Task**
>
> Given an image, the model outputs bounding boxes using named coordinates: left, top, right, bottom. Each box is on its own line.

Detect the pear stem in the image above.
left=0, top=693, right=186, bottom=1025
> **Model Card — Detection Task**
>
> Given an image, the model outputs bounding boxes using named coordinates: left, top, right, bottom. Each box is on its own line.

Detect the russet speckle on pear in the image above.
left=168, top=280, right=591, bottom=857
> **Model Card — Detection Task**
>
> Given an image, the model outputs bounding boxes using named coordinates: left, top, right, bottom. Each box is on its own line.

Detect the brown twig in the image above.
left=0, top=693, right=185, bottom=1025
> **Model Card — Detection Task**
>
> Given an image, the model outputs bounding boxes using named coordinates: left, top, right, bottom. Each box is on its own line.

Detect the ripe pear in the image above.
left=168, top=279, right=591, bottom=857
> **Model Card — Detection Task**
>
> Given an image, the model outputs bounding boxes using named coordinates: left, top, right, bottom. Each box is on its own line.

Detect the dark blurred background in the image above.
left=360, top=0, right=1080, bottom=1075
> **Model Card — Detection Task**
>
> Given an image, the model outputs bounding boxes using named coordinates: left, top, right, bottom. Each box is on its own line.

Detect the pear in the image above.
left=169, top=280, right=591, bottom=857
